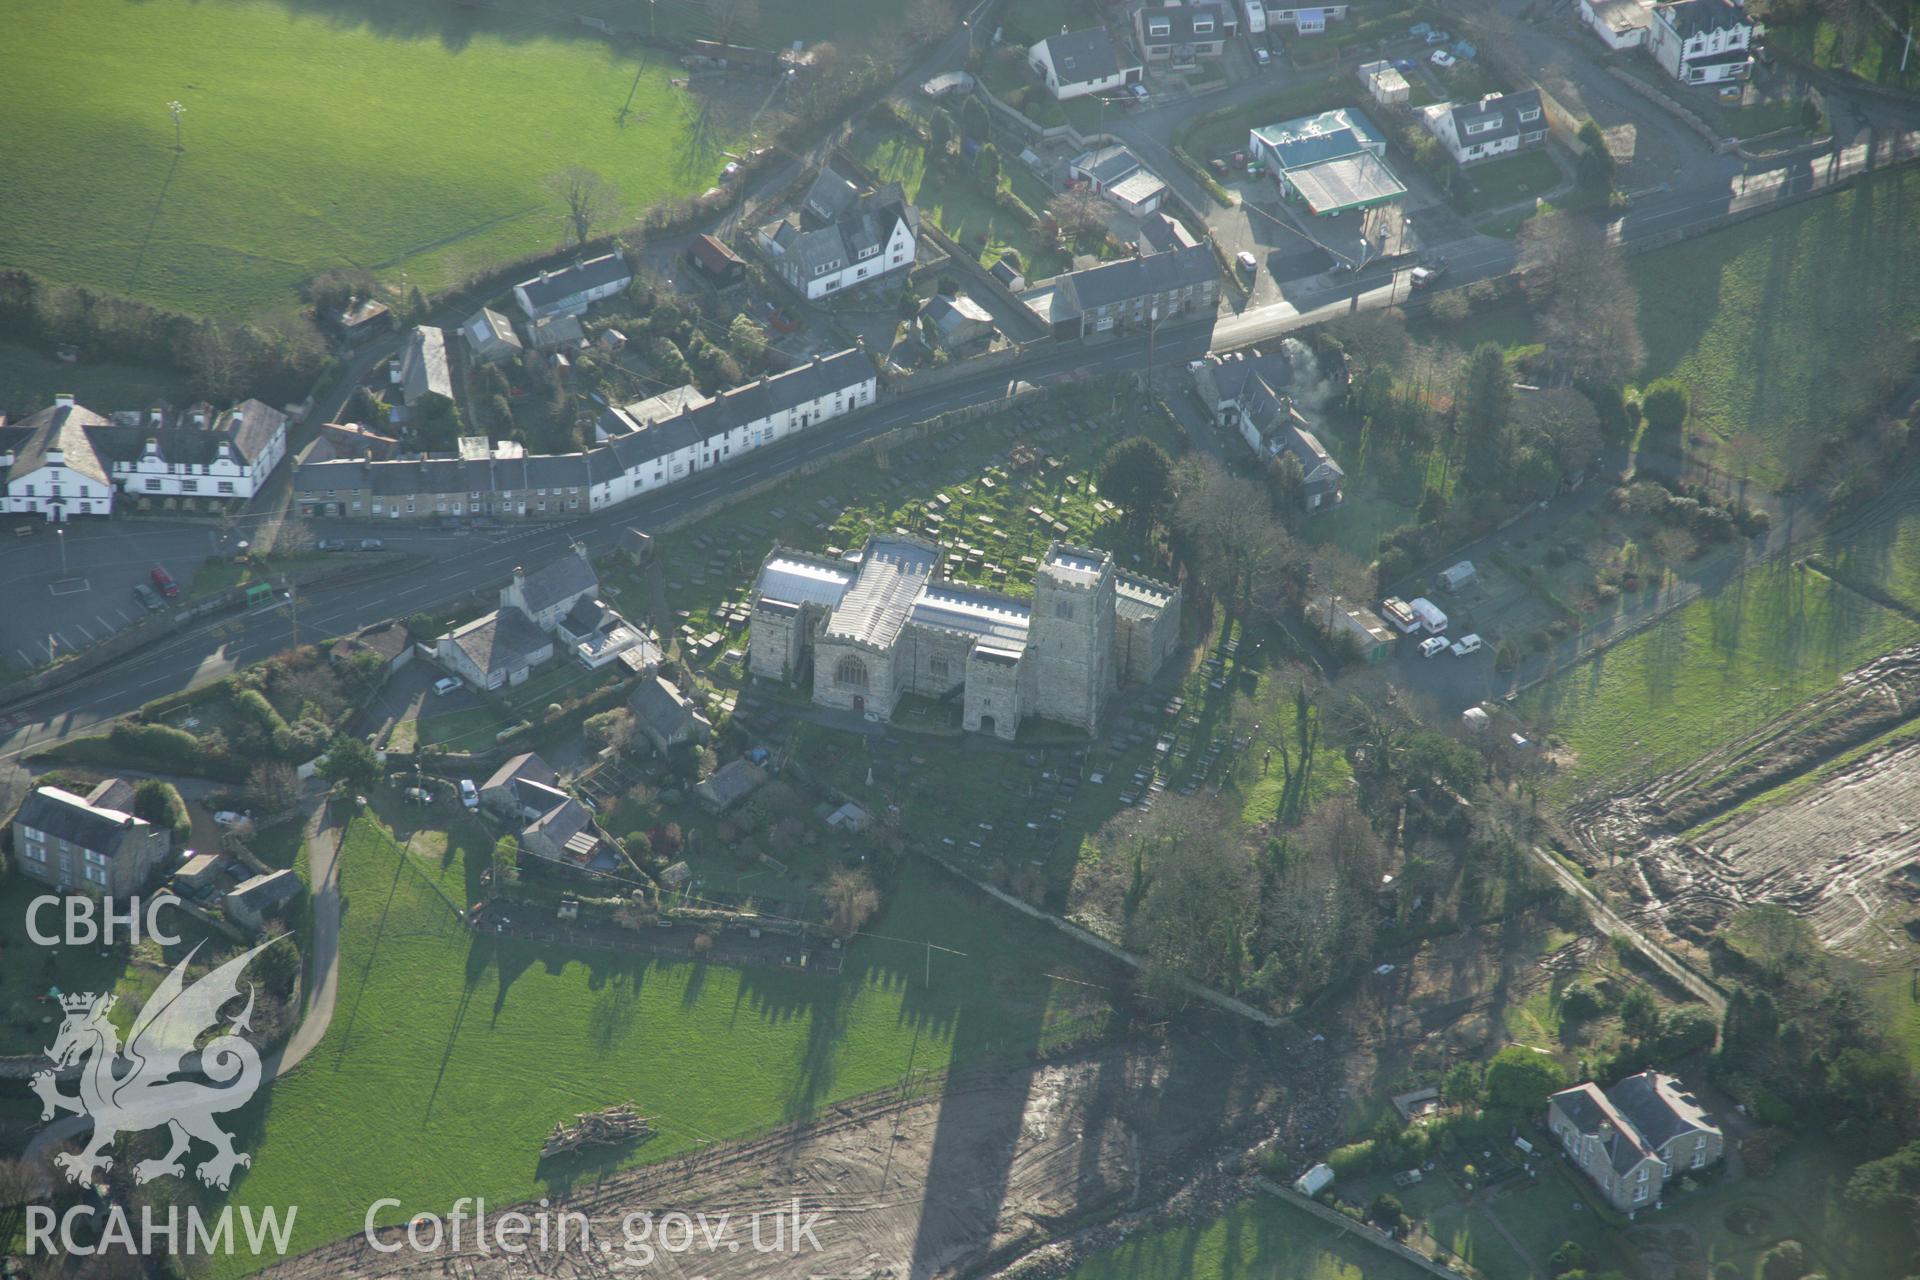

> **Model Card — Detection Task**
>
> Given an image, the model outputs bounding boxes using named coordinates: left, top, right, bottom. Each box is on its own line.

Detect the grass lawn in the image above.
left=855, top=128, right=1068, bottom=278
left=1068, top=1193, right=1431, bottom=1280
left=1521, top=554, right=1920, bottom=802
left=415, top=705, right=520, bottom=753
left=0, top=340, right=190, bottom=413
left=1458, top=150, right=1560, bottom=210
left=208, top=809, right=1120, bottom=1274
left=0, top=0, right=732, bottom=318
left=1628, top=165, right=1920, bottom=487
left=1179, top=76, right=1349, bottom=162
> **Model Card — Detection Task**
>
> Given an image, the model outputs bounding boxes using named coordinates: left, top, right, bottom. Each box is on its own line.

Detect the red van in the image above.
left=150, top=565, right=180, bottom=598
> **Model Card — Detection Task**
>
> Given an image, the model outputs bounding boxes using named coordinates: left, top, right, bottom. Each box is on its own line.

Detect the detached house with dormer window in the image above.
left=757, top=172, right=919, bottom=301
left=1548, top=1071, right=1724, bottom=1213
left=1648, top=0, right=1755, bottom=84
left=1135, top=3, right=1239, bottom=65
left=1420, top=89, right=1549, bottom=166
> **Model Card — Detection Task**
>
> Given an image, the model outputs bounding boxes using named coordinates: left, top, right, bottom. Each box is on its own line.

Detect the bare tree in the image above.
left=547, top=167, right=623, bottom=247
left=249, top=761, right=302, bottom=812
left=824, top=867, right=880, bottom=938
left=1048, top=189, right=1108, bottom=242
left=1517, top=212, right=1643, bottom=386
left=1128, top=810, right=1258, bottom=1002
left=1171, top=456, right=1294, bottom=613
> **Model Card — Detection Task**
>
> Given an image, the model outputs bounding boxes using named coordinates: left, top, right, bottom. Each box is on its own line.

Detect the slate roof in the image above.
left=632, top=675, right=708, bottom=739
left=400, top=326, right=453, bottom=404
left=461, top=307, right=523, bottom=358
left=91, top=398, right=286, bottom=471
left=771, top=185, right=917, bottom=281
left=1195, top=348, right=1294, bottom=405
left=516, top=253, right=631, bottom=311
left=694, top=759, right=767, bottom=812
left=1550, top=1082, right=1661, bottom=1175
left=444, top=609, right=551, bottom=678
left=1051, top=243, right=1220, bottom=317
left=227, top=869, right=302, bottom=916
left=16, top=786, right=148, bottom=855
left=515, top=548, right=599, bottom=617
left=7, top=401, right=112, bottom=485
left=1654, top=0, right=1751, bottom=38
left=482, top=751, right=558, bottom=795
left=1138, top=2, right=1236, bottom=44
left=1440, top=89, right=1546, bottom=148
left=296, top=353, right=870, bottom=496
left=1608, top=1071, right=1719, bottom=1154
left=1136, top=212, right=1198, bottom=254
left=530, top=314, right=587, bottom=350
left=921, top=293, right=996, bottom=343
left=1071, top=144, right=1144, bottom=187
left=823, top=537, right=940, bottom=649
left=1035, top=27, right=1128, bottom=85
left=802, top=165, right=863, bottom=223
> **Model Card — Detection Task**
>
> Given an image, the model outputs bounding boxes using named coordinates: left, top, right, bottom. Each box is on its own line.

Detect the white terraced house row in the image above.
left=294, top=350, right=877, bottom=520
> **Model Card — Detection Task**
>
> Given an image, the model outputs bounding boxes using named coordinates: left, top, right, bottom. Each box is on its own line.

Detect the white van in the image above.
left=1450, top=633, right=1483, bottom=657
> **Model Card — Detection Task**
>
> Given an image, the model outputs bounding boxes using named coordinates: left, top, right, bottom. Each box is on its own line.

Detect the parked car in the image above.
left=1209, top=157, right=1230, bottom=176
left=358, top=538, right=385, bottom=551
left=459, top=779, right=479, bottom=810
left=1425, top=29, right=1451, bottom=43
left=132, top=582, right=165, bottom=612
left=1409, top=21, right=1433, bottom=36
left=1129, top=83, right=1149, bottom=101
left=433, top=676, right=463, bottom=696
left=212, top=811, right=248, bottom=827
left=1393, top=57, right=1419, bottom=72
left=1409, top=263, right=1447, bottom=290
left=1450, top=633, right=1484, bottom=657
left=1419, top=636, right=1449, bottom=659
left=1235, top=251, right=1259, bottom=274
left=403, top=787, right=433, bottom=806
left=150, top=566, right=180, bottom=598
left=316, top=538, right=347, bottom=551
left=1430, top=50, right=1457, bottom=68
left=1254, top=46, right=1271, bottom=65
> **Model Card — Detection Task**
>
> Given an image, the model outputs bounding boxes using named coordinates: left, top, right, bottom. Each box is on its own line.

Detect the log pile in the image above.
left=541, top=1103, right=652, bottom=1157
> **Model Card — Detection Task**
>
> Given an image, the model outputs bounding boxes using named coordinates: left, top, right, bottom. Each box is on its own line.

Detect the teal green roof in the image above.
left=1249, top=108, right=1385, bottom=170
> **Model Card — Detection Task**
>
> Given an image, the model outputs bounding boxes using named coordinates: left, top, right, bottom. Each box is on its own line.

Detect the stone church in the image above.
left=747, top=536, right=1180, bottom=739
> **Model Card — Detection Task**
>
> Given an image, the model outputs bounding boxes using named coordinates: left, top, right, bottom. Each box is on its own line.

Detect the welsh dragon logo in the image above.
left=31, top=940, right=275, bottom=1190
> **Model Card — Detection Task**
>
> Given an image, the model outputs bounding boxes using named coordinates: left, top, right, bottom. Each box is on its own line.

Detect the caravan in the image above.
left=1409, top=597, right=1448, bottom=634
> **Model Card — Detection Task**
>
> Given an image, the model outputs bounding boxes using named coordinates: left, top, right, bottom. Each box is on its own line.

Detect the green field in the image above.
left=1522, top=554, right=1920, bottom=800
left=0, top=0, right=732, bottom=317
left=1629, top=166, right=1920, bottom=486
left=211, top=811, right=1118, bottom=1272
left=1068, top=1194, right=1430, bottom=1280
